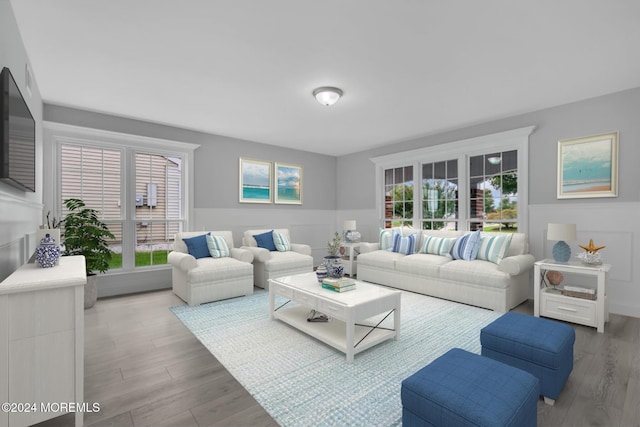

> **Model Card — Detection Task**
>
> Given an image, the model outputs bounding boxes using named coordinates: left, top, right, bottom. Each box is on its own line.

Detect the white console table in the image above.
left=0, top=256, right=86, bottom=427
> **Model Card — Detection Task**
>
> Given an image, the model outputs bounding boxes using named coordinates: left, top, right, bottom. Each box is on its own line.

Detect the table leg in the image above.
left=269, top=287, right=275, bottom=320
left=394, top=294, right=401, bottom=340
left=346, top=311, right=355, bottom=363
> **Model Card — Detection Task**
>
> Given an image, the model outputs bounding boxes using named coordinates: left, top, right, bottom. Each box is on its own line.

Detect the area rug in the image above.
left=171, top=289, right=502, bottom=426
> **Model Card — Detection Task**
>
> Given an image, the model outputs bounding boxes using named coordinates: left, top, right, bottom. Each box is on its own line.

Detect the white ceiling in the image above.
left=10, top=0, right=640, bottom=156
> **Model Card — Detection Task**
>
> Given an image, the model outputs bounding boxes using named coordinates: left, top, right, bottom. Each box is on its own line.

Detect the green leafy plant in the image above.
left=327, top=231, right=342, bottom=257
left=61, top=198, right=115, bottom=275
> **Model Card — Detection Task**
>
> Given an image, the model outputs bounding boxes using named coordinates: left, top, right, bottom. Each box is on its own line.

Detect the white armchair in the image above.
left=169, top=231, right=254, bottom=305
left=241, top=228, right=313, bottom=289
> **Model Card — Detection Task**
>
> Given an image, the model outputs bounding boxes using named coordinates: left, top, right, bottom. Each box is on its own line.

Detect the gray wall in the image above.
left=337, top=87, right=640, bottom=317
left=0, top=0, right=44, bottom=281
left=338, top=87, right=640, bottom=209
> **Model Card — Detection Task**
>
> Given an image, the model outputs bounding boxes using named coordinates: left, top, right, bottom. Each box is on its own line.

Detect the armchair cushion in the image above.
left=254, top=230, right=277, bottom=251
left=273, top=231, right=291, bottom=252
left=183, top=233, right=211, bottom=259
left=206, top=234, right=230, bottom=258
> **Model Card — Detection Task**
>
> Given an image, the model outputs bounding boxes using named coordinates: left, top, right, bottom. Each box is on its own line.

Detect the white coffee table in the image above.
left=269, top=272, right=401, bottom=363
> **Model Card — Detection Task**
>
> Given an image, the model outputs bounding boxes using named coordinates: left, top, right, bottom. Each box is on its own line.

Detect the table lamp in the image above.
left=547, top=223, right=576, bottom=263
left=343, top=220, right=360, bottom=243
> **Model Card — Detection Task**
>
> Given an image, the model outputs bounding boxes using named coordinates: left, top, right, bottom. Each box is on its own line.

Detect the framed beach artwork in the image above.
left=239, top=158, right=272, bottom=203
left=274, top=163, right=302, bottom=204
left=557, top=132, right=618, bottom=199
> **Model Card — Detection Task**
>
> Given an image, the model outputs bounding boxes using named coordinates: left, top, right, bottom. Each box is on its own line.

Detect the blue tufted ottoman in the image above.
left=401, top=348, right=539, bottom=427
left=481, top=312, right=575, bottom=405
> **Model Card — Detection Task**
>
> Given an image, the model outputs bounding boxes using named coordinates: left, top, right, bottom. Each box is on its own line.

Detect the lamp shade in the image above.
left=343, top=220, right=357, bottom=231
left=313, top=87, right=343, bottom=106
left=547, top=223, right=576, bottom=241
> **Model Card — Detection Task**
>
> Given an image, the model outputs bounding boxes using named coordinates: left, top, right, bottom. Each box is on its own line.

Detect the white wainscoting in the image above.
left=529, top=202, right=639, bottom=318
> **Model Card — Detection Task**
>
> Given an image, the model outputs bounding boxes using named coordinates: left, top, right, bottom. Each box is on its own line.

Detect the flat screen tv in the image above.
left=0, top=67, right=36, bottom=192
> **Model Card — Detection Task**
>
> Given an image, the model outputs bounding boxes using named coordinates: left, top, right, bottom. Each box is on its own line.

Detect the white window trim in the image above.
left=43, top=121, right=199, bottom=273
left=371, top=126, right=535, bottom=234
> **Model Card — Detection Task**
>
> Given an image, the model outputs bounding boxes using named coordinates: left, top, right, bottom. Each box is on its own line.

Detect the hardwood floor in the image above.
left=35, top=290, right=639, bottom=427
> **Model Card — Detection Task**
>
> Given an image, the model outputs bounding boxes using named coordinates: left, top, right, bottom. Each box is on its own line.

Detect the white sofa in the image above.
left=357, top=229, right=535, bottom=312
left=241, top=228, right=314, bottom=289
left=168, top=231, right=254, bottom=305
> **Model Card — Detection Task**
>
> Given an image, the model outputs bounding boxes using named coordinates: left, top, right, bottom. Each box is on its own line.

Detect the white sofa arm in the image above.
left=498, top=254, right=536, bottom=275
left=168, top=251, right=197, bottom=271
left=290, top=243, right=312, bottom=256
left=359, top=242, right=380, bottom=254
left=231, top=247, right=254, bottom=263
left=241, top=246, right=272, bottom=262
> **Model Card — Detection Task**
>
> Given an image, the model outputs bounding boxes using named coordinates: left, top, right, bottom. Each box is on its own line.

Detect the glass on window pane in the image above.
left=502, top=150, right=517, bottom=171
left=105, top=222, right=123, bottom=270
left=469, top=198, right=484, bottom=219
left=403, top=166, right=413, bottom=184
left=422, top=163, right=433, bottom=180
left=447, top=159, right=457, bottom=178
left=394, top=167, right=403, bottom=185
left=469, top=155, right=484, bottom=177
left=422, top=201, right=433, bottom=218
left=434, top=161, right=446, bottom=180
left=384, top=169, right=393, bottom=186
left=135, top=221, right=180, bottom=267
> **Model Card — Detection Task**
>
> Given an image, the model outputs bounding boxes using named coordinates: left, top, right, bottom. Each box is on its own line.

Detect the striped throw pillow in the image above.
left=206, top=234, right=230, bottom=258
left=420, top=235, right=456, bottom=257
left=272, top=231, right=291, bottom=252
left=451, top=230, right=482, bottom=260
left=391, top=231, right=418, bottom=255
left=477, top=234, right=513, bottom=264
left=379, top=227, right=400, bottom=250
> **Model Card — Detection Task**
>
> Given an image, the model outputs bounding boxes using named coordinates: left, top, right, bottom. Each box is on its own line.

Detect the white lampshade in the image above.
left=313, top=87, right=343, bottom=106
left=547, top=223, right=577, bottom=241
left=343, top=220, right=357, bottom=231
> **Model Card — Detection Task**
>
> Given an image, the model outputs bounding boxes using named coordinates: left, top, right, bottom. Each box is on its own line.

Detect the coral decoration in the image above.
left=546, top=271, right=564, bottom=286
left=579, top=239, right=605, bottom=254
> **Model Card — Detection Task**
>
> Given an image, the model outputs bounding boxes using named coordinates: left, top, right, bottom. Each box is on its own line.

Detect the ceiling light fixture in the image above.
left=487, top=156, right=502, bottom=165
left=313, top=87, right=343, bottom=106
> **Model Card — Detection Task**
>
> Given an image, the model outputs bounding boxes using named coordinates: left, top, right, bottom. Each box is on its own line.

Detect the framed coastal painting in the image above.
left=557, top=132, right=618, bottom=199
left=274, top=163, right=302, bottom=204
left=239, top=158, right=272, bottom=203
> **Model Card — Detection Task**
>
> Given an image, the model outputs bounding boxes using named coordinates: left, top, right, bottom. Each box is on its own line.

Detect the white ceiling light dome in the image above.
left=313, top=87, right=343, bottom=106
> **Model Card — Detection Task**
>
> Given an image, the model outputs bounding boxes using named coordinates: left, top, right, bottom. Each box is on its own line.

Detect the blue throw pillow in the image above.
left=183, top=233, right=211, bottom=259
left=451, top=230, right=482, bottom=261
left=254, top=230, right=277, bottom=251
left=390, top=231, right=418, bottom=255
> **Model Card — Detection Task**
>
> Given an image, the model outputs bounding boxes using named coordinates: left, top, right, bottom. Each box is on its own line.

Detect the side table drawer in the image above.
left=541, top=293, right=596, bottom=326
left=318, top=299, right=346, bottom=320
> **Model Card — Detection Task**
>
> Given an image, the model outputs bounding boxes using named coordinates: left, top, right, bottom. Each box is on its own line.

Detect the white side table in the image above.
left=533, top=259, right=610, bottom=333
left=340, top=242, right=365, bottom=277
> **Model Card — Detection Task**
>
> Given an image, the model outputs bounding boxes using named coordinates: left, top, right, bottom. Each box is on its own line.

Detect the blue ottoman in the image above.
left=401, top=348, right=539, bottom=427
left=481, top=312, right=575, bottom=405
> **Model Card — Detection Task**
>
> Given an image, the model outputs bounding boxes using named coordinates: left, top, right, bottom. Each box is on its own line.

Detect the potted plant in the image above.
left=61, top=198, right=115, bottom=309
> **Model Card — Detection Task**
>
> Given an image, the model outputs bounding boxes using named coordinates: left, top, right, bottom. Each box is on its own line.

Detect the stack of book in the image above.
left=321, top=277, right=356, bottom=293
left=562, top=285, right=597, bottom=300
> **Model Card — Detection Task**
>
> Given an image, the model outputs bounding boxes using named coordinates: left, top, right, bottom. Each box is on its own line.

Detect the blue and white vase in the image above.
left=324, top=255, right=345, bottom=278
left=35, top=233, right=60, bottom=268
left=315, top=263, right=328, bottom=283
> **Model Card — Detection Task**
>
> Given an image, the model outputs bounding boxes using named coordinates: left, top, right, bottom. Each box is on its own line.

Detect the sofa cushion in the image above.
left=357, top=250, right=406, bottom=270
left=272, top=231, right=291, bottom=252
left=420, top=235, right=456, bottom=257
left=477, top=233, right=513, bottom=264
left=206, top=234, right=230, bottom=258
left=254, top=230, right=277, bottom=251
left=439, top=259, right=512, bottom=289
left=391, top=231, right=418, bottom=255
left=188, top=257, right=253, bottom=284
left=395, top=254, right=452, bottom=276
left=264, top=251, right=313, bottom=273
left=451, top=230, right=482, bottom=260
left=183, top=233, right=211, bottom=259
